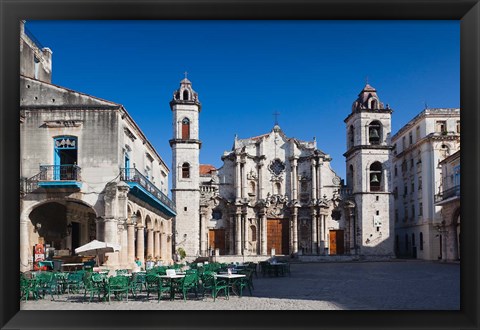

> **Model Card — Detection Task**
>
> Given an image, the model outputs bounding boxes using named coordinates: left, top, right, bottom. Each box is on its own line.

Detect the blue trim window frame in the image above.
left=53, top=136, right=78, bottom=180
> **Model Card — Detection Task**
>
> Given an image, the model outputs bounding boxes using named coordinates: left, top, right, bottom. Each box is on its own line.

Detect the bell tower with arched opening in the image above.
left=343, top=83, right=394, bottom=257
left=170, top=76, right=201, bottom=260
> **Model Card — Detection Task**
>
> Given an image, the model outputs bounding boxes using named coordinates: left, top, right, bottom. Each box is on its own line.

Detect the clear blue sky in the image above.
left=25, top=20, right=460, bottom=185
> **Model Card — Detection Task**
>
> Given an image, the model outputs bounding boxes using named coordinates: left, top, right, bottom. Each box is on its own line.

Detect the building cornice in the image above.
left=343, top=145, right=393, bottom=158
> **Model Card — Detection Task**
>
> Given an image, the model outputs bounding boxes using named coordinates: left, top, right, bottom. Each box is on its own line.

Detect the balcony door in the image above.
left=54, top=136, right=78, bottom=180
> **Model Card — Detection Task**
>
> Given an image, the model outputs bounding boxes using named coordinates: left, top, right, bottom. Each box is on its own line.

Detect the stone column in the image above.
left=146, top=228, right=154, bottom=259
left=241, top=161, right=247, bottom=200
left=292, top=207, right=298, bottom=254
left=319, top=213, right=326, bottom=254
left=291, top=158, right=298, bottom=201
left=317, top=161, right=322, bottom=199
left=136, top=225, right=145, bottom=266
left=20, top=219, right=30, bottom=272
left=261, top=211, right=267, bottom=255
left=118, top=220, right=128, bottom=268
left=161, top=231, right=168, bottom=261
left=235, top=158, right=242, bottom=201
left=311, top=158, right=317, bottom=202
left=127, top=223, right=135, bottom=266
left=229, top=216, right=234, bottom=255
left=311, top=208, right=318, bottom=254
left=104, top=218, right=119, bottom=266
left=154, top=230, right=161, bottom=259
left=316, top=213, right=323, bottom=254
left=95, top=217, right=104, bottom=241
left=243, top=215, right=248, bottom=254
left=200, top=212, right=206, bottom=257
left=235, top=211, right=242, bottom=255
left=257, top=162, right=264, bottom=200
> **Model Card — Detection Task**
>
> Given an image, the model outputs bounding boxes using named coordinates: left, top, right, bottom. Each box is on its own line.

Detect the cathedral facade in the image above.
left=171, top=79, right=395, bottom=261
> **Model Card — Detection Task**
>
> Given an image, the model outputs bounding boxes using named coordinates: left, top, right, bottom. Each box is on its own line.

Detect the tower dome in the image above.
left=351, top=83, right=384, bottom=112
left=170, top=75, right=201, bottom=108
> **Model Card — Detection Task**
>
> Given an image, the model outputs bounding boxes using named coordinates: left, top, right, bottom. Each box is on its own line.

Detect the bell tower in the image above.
left=170, top=76, right=201, bottom=260
left=344, top=83, right=395, bottom=257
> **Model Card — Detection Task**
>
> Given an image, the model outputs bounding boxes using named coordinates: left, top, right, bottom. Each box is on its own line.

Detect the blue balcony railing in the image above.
left=120, top=168, right=176, bottom=215
left=22, top=164, right=82, bottom=193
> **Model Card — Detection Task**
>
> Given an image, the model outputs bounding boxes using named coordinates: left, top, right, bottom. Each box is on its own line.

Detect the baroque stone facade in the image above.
left=172, top=80, right=396, bottom=260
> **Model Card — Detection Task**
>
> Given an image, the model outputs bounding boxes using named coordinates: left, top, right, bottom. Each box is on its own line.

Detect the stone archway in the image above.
left=21, top=199, right=97, bottom=271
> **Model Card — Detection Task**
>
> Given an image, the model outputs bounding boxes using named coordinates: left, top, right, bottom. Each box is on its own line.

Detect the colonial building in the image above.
left=171, top=79, right=396, bottom=261
left=391, top=108, right=460, bottom=260
left=434, top=150, right=460, bottom=261
left=19, top=21, right=175, bottom=272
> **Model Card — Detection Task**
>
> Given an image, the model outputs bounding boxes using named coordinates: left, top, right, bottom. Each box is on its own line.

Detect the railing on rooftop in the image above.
left=435, top=185, right=460, bottom=203
left=120, top=167, right=176, bottom=212
left=22, top=164, right=82, bottom=194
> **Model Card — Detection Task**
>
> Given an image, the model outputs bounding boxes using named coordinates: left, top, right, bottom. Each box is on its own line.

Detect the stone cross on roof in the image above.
left=273, top=111, right=280, bottom=125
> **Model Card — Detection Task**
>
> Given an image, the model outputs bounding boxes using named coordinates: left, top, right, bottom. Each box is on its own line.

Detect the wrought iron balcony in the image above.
left=22, top=164, right=82, bottom=193
left=434, top=185, right=460, bottom=204
left=120, top=167, right=176, bottom=216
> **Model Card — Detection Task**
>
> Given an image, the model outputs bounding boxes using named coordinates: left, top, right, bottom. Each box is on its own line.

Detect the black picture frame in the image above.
left=1, top=1, right=478, bottom=329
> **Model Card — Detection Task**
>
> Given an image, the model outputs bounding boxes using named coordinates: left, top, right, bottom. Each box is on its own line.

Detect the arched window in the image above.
left=369, top=161, right=382, bottom=192
left=182, top=163, right=190, bottom=178
left=250, top=225, right=257, bottom=242
left=419, top=232, right=423, bottom=250
left=368, top=121, right=382, bottom=145
left=183, top=90, right=189, bottom=101
left=181, top=118, right=190, bottom=140
left=370, top=99, right=377, bottom=109
left=175, top=92, right=180, bottom=100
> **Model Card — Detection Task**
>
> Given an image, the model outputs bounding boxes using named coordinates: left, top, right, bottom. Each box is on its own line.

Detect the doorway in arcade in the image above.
left=267, top=218, right=289, bottom=255
left=28, top=200, right=97, bottom=254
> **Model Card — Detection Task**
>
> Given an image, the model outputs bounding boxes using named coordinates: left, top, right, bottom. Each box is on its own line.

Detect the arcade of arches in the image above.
left=20, top=194, right=173, bottom=272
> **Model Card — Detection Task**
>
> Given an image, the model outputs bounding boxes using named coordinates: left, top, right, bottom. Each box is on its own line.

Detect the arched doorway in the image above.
left=24, top=199, right=97, bottom=269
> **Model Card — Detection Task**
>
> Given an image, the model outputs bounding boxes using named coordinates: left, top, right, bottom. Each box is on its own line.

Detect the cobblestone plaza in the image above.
left=21, top=260, right=459, bottom=310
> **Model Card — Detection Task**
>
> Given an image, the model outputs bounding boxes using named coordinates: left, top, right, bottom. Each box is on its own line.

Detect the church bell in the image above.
left=370, top=174, right=379, bottom=183
left=369, top=128, right=379, bottom=139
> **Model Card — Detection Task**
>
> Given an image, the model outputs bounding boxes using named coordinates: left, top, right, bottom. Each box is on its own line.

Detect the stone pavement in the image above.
left=20, top=260, right=459, bottom=310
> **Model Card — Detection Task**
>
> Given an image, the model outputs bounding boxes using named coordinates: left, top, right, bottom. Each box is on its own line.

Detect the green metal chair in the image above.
left=174, top=273, right=199, bottom=302
left=83, top=272, right=105, bottom=302
left=20, top=273, right=39, bottom=301
left=247, top=262, right=258, bottom=278
left=200, top=271, right=228, bottom=301
left=130, top=272, right=147, bottom=298
left=106, top=275, right=130, bottom=301
left=235, top=269, right=254, bottom=297
left=145, top=274, right=171, bottom=302
left=66, top=271, right=84, bottom=294
left=36, top=271, right=60, bottom=300
left=115, top=269, right=129, bottom=276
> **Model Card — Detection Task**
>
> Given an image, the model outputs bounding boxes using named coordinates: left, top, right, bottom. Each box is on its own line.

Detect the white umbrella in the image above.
left=75, top=240, right=121, bottom=266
